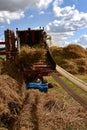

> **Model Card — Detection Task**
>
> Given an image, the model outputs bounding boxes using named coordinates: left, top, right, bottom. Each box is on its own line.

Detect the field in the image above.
left=0, top=74, right=87, bottom=130
left=0, top=44, right=87, bottom=130
left=0, top=72, right=87, bottom=130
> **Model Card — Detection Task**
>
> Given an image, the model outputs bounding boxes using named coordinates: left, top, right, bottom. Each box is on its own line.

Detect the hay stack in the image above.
left=50, top=44, right=87, bottom=74
left=63, top=44, right=86, bottom=58
left=0, top=75, right=23, bottom=128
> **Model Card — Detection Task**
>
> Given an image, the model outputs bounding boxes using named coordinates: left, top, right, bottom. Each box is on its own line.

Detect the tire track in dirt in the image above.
left=30, top=96, right=39, bottom=130
left=13, top=91, right=39, bottom=130
left=23, top=91, right=39, bottom=130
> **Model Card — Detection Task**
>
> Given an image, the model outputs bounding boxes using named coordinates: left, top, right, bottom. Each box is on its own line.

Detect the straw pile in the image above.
left=16, top=46, right=46, bottom=69
left=14, top=90, right=87, bottom=130
left=3, top=61, right=24, bottom=83
left=0, top=74, right=23, bottom=129
left=50, top=44, right=87, bottom=74
left=0, top=59, right=5, bottom=74
left=63, top=44, right=86, bottom=58
left=0, top=73, right=87, bottom=130
left=2, top=45, right=46, bottom=82
left=0, top=44, right=87, bottom=130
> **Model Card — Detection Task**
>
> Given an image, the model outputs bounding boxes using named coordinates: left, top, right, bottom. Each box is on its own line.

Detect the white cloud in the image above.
left=0, top=11, right=24, bottom=24
left=47, top=32, right=74, bottom=46
left=60, top=34, right=87, bottom=48
left=52, top=1, right=87, bottom=31
left=45, top=0, right=87, bottom=47
left=28, top=15, right=34, bottom=18
left=53, top=0, right=63, bottom=7
left=37, top=0, right=53, bottom=9
left=53, top=5, right=75, bottom=17
left=0, top=0, right=35, bottom=12
left=39, top=11, right=45, bottom=15
left=46, top=20, right=61, bottom=32
left=0, top=0, right=52, bottom=24
left=72, top=35, right=87, bottom=48
left=0, top=0, right=53, bottom=12
left=53, top=0, right=75, bottom=17
left=49, top=33, right=87, bottom=48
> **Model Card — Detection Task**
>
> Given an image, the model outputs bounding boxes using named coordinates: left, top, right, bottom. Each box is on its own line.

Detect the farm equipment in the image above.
left=0, top=27, right=56, bottom=92
left=26, top=79, right=48, bottom=92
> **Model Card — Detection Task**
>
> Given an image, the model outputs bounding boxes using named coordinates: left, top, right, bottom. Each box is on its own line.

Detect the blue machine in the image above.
left=26, top=80, right=48, bottom=92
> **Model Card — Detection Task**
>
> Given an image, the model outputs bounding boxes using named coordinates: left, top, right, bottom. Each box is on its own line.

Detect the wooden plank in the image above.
left=56, top=65, right=87, bottom=92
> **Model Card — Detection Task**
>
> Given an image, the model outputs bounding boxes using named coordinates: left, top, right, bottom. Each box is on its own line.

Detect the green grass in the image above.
left=60, top=75, right=87, bottom=100
left=45, top=76, right=76, bottom=103
left=45, top=75, right=87, bottom=102
left=45, top=75, right=65, bottom=93
left=76, top=75, right=87, bottom=83
left=0, top=55, right=6, bottom=59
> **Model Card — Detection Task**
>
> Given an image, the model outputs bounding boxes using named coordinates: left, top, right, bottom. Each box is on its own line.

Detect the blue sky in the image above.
left=0, top=0, right=87, bottom=48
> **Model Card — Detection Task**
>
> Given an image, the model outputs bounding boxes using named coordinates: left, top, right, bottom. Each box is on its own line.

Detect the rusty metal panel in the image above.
left=16, top=28, right=44, bottom=46
left=0, top=42, right=6, bottom=44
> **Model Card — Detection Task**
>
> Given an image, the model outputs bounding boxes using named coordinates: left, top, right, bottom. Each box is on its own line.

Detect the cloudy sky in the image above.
left=0, top=0, right=87, bottom=48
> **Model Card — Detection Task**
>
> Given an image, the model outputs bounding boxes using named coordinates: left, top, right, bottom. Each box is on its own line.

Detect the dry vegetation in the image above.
left=0, top=59, right=5, bottom=74
left=14, top=90, right=87, bottom=130
left=0, top=77, right=87, bottom=130
left=50, top=44, right=87, bottom=74
left=0, top=44, right=87, bottom=130
left=0, top=75, right=23, bottom=129
left=2, top=46, right=46, bottom=82
left=16, top=46, right=46, bottom=68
